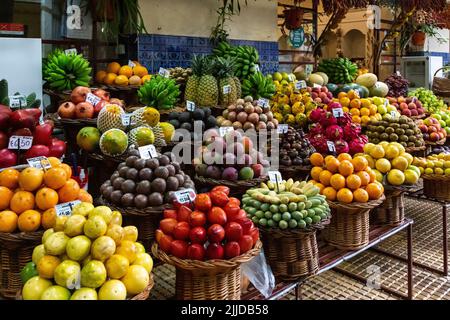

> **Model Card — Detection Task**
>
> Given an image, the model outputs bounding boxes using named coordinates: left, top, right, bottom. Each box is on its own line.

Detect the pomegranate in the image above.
left=75, top=102, right=94, bottom=119
left=70, top=86, right=91, bottom=104
left=93, top=100, right=107, bottom=117
left=0, top=149, right=17, bottom=168
left=58, top=101, right=76, bottom=119
left=92, top=88, right=110, bottom=101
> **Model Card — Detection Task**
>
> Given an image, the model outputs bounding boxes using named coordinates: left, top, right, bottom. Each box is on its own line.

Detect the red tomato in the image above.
left=228, top=197, right=241, bottom=206
left=211, top=186, right=230, bottom=196
left=224, top=241, right=241, bottom=259
left=163, top=209, right=178, bottom=220
left=206, top=243, right=224, bottom=260
left=208, top=207, right=227, bottom=225
left=177, top=205, right=192, bottom=223
left=227, top=208, right=247, bottom=222
left=155, top=229, right=165, bottom=243
left=187, top=244, right=206, bottom=261
left=224, top=203, right=240, bottom=219
left=238, top=235, right=254, bottom=253
left=173, top=221, right=190, bottom=240
left=159, top=234, right=173, bottom=253
left=194, top=193, right=212, bottom=212
left=224, top=222, right=243, bottom=242
left=160, top=218, right=178, bottom=235
left=210, top=190, right=229, bottom=207
left=190, top=210, right=206, bottom=227
left=189, top=226, right=207, bottom=244
left=170, top=240, right=188, bottom=259
left=207, top=224, right=225, bottom=243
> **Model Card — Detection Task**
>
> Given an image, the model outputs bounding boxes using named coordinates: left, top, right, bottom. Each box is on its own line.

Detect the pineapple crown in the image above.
left=190, top=55, right=207, bottom=77
left=212, top=56, right=236, bottom=79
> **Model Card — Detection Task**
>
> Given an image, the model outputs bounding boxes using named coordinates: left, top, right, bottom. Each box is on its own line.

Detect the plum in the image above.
left=222, top=167, right=238, bottom=181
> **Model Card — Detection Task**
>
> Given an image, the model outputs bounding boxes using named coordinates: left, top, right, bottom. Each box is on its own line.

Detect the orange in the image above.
left=141, top=75, right=152, bottom=84
left=41, top=208, right=56, bottom=230
left=360, top=108, right=370, bottom=117
left=315, top=183, right=325, bottom=194
left=310, top=153, right=324, bottom=167
left=350, top=108, right=360, bottom=116
left=103, top=73, right=117, bottom=85
left=0, top=210, right=18, bottom=232
left=322, top=187, right=337, bottom=201
left=95, top=70, right=107, bottom=83
left=330, top=174, right=346, bottom=190
left=311, top=167, right=323, bottom=181
left=319, top=170, right=333, bottom=186
left=356, top=171, right=371, bottom=186
left=43, top=167, right=68, bottom=189
left=336, top=188, right=353, bottom=204
left=115, top=75, right=129, bottom=86
left=337, top=153, right=352, bottom=162
left=338, top=160, right=354, bottom=177
left=0, top=168, right=20, bottom=189
left=17, top=209, right=41, bottom=232
left=350, top=99, right=361, bottom=109
left=35, top=187, right=59, bottom=211
left=352, top=115, right=361, bottom=124
left=118, top=65, right=133, bottom=78
left=10, top=191, right=35, bottom=214
left=347, top=90, right=360, bottom=100
left=367, top=169, right=377, bottom=183
left=366, top=182, right=384, bottom=200
left=37, top=255, right=61, bottom=279
left=0, top=186, right=13, bottom=210
left=353, top=188, right=369, bottom=203
left=325, top=157, right=340, bottom=173
left=47, top=157, right=61, bottom=167
left=78, top=189, right=93, bottom=203
left=106, top=62, right=121, bottom=74
left=340, top=97, right=350, bottom=107
left=59, top=163, right=72, bottom=180
left=338, top=92, right=348, bottom=99
left=19, top=167, right=44, bottom=192
left=58, top=179, right=80, bottom=203
left=346, top=174, right=362, bottom=190
left=352, top=156, right=368, bottom=172
left=132, top=65, right=148, bottom=78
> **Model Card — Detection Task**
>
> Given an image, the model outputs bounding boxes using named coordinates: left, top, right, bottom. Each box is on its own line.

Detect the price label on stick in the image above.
left=295, top=80, right=307, bottom=90
left=85, top=93, right=101, bottom=106
left=219, top=126, right=234, bottom=137
left=258, top=98, right=269, bottom=108
left=174, top=188, right=196, bottom=204
left=65, top=48, right=77, bottom=55
left=222, top=85, right=231, bottom=94
left=9, top=95, right=27, bottom=109
left=128, top=60, right=136, bottom=67
left=121, top=113, right=134, bottom=126
left=8, top=136, right=33, bottom=150
left=138, top=144, right=158, bottom=159
left=390, top=111, right=397, bottom=118
left=158, top=67, right=170, bottom=78
left=55, top=200, right=81, bottom=217
left=186, top=100, right=196, bottom=111
left=27, top=156, right=52, bottom=170
left=288, top=74, right=296, bottom=82
left=384, top=99, right=389, bottom=108
left=332, top=108, right=344, bottom=118
left=254, top=64, right=260, bottom=72
left=396, top=71, right=401, bottom=76
left=277, top=124, right=289, bottom=134
left=327, top=141, right=336, bottom=152
left=268, top=171, right=282, bottom=183
left=313, top=83, right=322, bottom=89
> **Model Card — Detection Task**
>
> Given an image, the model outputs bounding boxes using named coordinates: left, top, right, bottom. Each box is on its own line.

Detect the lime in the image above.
left=279, top=220, right=288, bottom=229
left=259, top=218, right=267, bottom=227
left=289, top=219, right=298, bottom=229
left=272, top=213, right=282, bottom=222
left=288, top=202, right=298, bottom=212
left=255, top=210, right=264, bottom=219
left=251, top=216, right=259, bottom=224
left=267, top=219, right=275, bottom=228
left=298, top=220, right=307, bottom=229
left=282, top=212, right=291, bottom=221
left=264, top=211, right=273, bottom=219
left=312, top=215, right=322, bottom=224
left=292, top=211, right=303, bottom=221
left=269, top=205, right=279, bottom=213
left=260, top=203, right=270, bottom=211
left=279, top=204, right=288, bottom=213
left=304, top=217, right=313, bottom=225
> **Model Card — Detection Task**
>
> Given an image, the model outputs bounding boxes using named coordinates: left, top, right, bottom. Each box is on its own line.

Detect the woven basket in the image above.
left=371, top=189, right=404, bottom=226
left=194, top=175, right=268, bottom=197
left=422, top=174, right=450, bottom=201
left=259, top=227, right=318, bottom=281
left=323, top=196, right=385, bottom=250
left=278, top=165, right=311, bottom=180
left=152, top=241, right=261, bottom=300
left=0, top=231, right=43, bottom=299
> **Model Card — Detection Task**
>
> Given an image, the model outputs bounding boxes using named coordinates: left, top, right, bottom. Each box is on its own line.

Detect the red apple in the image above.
left=170, top=240, right=188, bottom=259
left=25, top=145, right=50, bottom=159
left=0, top=149, right=17, bottom=168
left=239, top=235, right=254, bottom=253
left=173, top=221, right=190, bottom=240
left=48, top=138, right=66, bottom=158
left=159, top=234, right=173, bottom=253
left=160, top=218, right=178, bottom=235
left=190, top=211, right=206, bottom=227
left=207, top=224, right=225, bottom=243
left=206, top=243, right=224, bottom=260
left=224, top=241, right=241, bottom=259
left=251, top=164, right=263, bottom=178
left=70, top=86, right=91, bottom=104
left=0, top=131, right=8, bottom=149
left=187, top=244, right=206, bottom=261
left=208, top=207, right=227, bottom=225
left=189, top=226, right=207, bottom=244
left=225, top=222, right=243, bottom=242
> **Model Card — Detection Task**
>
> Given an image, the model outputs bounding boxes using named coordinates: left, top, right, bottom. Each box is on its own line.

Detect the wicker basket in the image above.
left=323, top=196, right=385, bottom=250
left=194, top=175, right=268, bottom=197
left=278, top=165, right=311, bottom=181
left=422, top=174, right=450, bottom=201
left=371, top=189, right=405, bottom=226
left=152, top=241, right=261, bottom=300
left=259, top=227, right=319, bottom=281
left=0, top=231, right=43, bottom=299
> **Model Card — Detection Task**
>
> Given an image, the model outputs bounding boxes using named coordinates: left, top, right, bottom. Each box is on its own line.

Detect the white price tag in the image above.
left=174, top=188, right=196, bottom=204
left=27, top=156, right=52, bottom=170
left=65, top=48, right=77, bottom=55
left=186, top=100, right=196, bottom=111
left=258, top=98, right=269, bottom=108
left=128, top=60, right=136, bottom=67
left=8, top=136, right=33, bottom=150
left=9, top=95, right=27, bottom=109
left=412, top=97, right=417, bottom=103
left=222, top=85, right=231, bottom=94
left=55, top=200, right=81, bottom=217
left=268, top=171, right=282, bottom=183
left=121, top=113, right=134, bottom=126
left=396, top=71, right=401, bottom=76
left=390, top=111, right=397, bottom=118
left=254, top=64, right=260, bottom=72
left=219, top=127, right=234, bottom=137
left=138, top=144, right=158, bottom=159
left=85, top=93, right=101, bottom=106
left=158, top=67, right=170, bottom=78
left=313, top=83, right=322, bottom=88
left=295, top=81, right=307, bottom=90
left=288, top=74, right=296, bottom=82
left=332, top=108, right=344, bottom=118
left=277, top=124, right=289, bottom=134
left=327, top=141, right=336, bottom=152
left=384, top=99, right=389, bottom=107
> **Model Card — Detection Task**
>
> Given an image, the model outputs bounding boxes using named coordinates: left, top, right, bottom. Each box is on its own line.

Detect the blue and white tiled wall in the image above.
left=137, top=34, right=279, bottom=75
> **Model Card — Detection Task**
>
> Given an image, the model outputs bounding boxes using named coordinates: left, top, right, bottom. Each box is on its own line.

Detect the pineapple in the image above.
left=184, top=55, right=204, bottom=104
left=233, top=76, right=241, bottom=99
left=196, top=57, right=218, bottom=107
left=214, top=57, right=238, bottom=107
left=97, top=104, right=126, bottom=133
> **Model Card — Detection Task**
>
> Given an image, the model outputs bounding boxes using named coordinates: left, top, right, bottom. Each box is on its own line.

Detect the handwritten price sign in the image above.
left=55, top=200, right=81, bottom=216
left=8, top=136, right=33, bottom=150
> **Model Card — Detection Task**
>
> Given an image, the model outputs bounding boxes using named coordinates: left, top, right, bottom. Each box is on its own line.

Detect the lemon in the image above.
left=363, top=154, right=375, bottom=168
left=385, top=145, right=400, bottom=159
left=375, top=158, right=391, bottom=174
left=115, top=240, right=137, bottom=263
left=391, top=156, right=408, bottom=171
left=22, top=276, right=52, bottom=300
left=372, top=169, right=384, bottom=183
left=70, top=288, right=98, bottom=300
left=114, top=75, right=129, bottom=86
left=121, top=265, right=149, bottom=295
left=435, top=168, right=444, bottom=175
left=400, top=152, right=413, bottom=166
left=387, top=169, right=405, bottom=186
left=404, top=170, right=419, bottom=185
left=32, top=244, right=46, bottom=265
left=424, top=168, right=434, bottom=174
left=133, top=253, right=153, bottom=274
left=106, top=254, right=130, bottom=279
left=370, top=145, right=385, bottom=159
left=98, top=280, right=127, bottom=300
left=445, top=168, right=450, bottom=176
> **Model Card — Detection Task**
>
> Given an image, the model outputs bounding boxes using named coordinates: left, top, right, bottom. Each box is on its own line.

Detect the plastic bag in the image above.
left=241, top=249, right=275, bottom=298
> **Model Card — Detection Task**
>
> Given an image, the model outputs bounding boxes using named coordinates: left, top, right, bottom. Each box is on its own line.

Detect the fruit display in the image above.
left=137, top=75, right=180, bottom=110
left=279, top=127, right=315, bottom=166
left=0, top=161, right=92, bottom=233
left=57, top=86, right=115, bottom=120
left=243, top=180, right=331, bottom=229
left=409, top=88, right=447, bottom=113
left=388, top=96, right=425, bottom=118
left=168, top=107, right=216, bottom=141
left=416, top=117, right=447, bottom=143
left=241, top=72, right=276, bottom=100
left=384, top=73, right=409, bottom=97
left=309, top=152, right=385, bottom=203
left=21, top=203, right=153, bottom=300
left=317, top=58, right=358, bottom=84
left=363, top=142, right=421, bottom=186
left=213, top=41, right=259, bottom=80
left=100, top=151, right=195, bottom=208
left=413, top=153, right=450, bottom=176
left=194, top=129, right=269, bottom=181
left=96, top=61, right=150, bottom=86
left=307, top=103, right=368, bottom=155
left=428, top=111, right=450, bottom=135
left=365, top=115, right=425, bottom=149
left=168, top=67, right=192, bottom=87
left=217, top=96, right=278, bottom=131
left=43, top=49, right=92, bottom=91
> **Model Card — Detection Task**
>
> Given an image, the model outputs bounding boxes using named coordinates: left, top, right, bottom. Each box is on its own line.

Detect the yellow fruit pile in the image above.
left=413, top=153, right=450, bottom=176
left=0, top=159, right=92, bottom=233
left=309, top=152, right=384, bottom=204
left=23, top=203, right=153, bottom=300
left=362, top=142, right=421, bottom=186
left=96, top=61, right=150, bottom=87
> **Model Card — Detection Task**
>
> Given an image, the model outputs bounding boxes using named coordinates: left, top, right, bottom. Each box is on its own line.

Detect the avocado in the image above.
left=168, top=112, right=180, bottom=120
left=178, top=112, right=191, bottom=123
left=169, top=119, right=180, bottom=129
left=206, top=115, right=217, bottom=129
left=180, top=122, right=192, bottom=131
left=192, top=108, right=205, bottom=120
left=203, top=107, right=212, bottom=118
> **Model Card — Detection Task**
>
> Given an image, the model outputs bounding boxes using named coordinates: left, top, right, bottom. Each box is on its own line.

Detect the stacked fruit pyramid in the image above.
left=21, top=202, right=153, bottom=300
left=96, top=61, right=150, bottom=86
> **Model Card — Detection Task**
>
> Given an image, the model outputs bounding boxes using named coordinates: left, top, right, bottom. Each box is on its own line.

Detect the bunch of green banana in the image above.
left=43, top=49, right=92, bottom=91
left=317, top=58, right=358, bottom=84
left=137, top=75, right=180, bottom=110
left=213, top=41, right=259, bottom=80
left=241, top=72, right=276, bottom=99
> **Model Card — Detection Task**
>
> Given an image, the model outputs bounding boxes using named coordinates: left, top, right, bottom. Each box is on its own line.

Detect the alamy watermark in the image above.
left=366, top=264, right=381, bottom=290
left=66, top=5, right=81, bottom=30
left=366, top=5, right=381, bottom=30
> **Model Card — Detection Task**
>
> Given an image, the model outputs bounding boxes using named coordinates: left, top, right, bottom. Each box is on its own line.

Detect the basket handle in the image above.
left=434, top=67, right=450, bottom=78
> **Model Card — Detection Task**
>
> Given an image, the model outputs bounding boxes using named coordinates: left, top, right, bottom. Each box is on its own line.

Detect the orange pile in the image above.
left=96, top=61, right=150, bottom=86
left=0, top=158, right=92, bottom=233
left=309, top=152, right=384, bottom=204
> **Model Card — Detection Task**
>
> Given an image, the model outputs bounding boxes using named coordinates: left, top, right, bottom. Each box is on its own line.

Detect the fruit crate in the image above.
left=422, top=174, right=450, bottom=201
left=194, top=175, right=268, bottom=197
left=370, top=188, right=405, bottom=226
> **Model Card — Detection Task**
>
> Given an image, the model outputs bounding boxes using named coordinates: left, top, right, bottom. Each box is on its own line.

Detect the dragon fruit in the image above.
left=309, top=123, right=324, bottom=136
left=328, top=102, right=342, bottom=110
left=334, top=139, right=349, bottom=154
left=309, top=108, right=325, bottom=123
left=348, top=137, right=366, bottom=155
left=343, top=123, right=361, bottom=140
left=309, top=134, right=329, bottom=154
left=360, top=134, right=368, bottom=144
left=319, top=112, right=337, bottom=127
left=337, top=112, right=352, bottom=126
left=325, top=125, right=344, bottom=141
